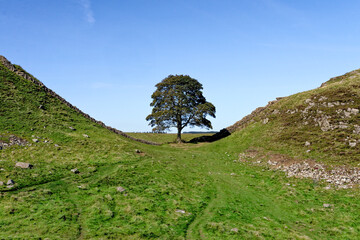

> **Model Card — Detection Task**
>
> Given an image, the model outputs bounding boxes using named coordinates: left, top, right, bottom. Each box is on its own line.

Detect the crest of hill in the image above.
left=226, top=68, right=360, bottom=165
left=0, top=55, right=159, bottom=145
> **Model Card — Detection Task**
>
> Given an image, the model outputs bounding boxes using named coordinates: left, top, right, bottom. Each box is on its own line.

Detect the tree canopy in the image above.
left=146, top=75, right=216, bottom=142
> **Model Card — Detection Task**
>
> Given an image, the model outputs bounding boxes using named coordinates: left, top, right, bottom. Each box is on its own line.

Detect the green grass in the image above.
left=1, top=59, right=360, bottom=239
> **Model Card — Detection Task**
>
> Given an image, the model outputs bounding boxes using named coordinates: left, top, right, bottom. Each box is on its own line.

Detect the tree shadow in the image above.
left=187, top=128, right=231, bottom=143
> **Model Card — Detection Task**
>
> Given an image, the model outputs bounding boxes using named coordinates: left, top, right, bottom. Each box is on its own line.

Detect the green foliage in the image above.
left=146, top=75, right=215, bottom=141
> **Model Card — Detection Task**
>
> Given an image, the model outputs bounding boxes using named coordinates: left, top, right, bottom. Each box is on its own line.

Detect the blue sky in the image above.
left=1, top=0, right=360, bottom=132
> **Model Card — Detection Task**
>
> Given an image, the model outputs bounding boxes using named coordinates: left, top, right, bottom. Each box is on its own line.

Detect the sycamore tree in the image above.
left=146, top=75, right=216, bottom=142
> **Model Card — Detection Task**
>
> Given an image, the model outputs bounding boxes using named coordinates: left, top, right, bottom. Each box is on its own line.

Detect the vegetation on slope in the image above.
left=1, top=57, right=360, bottom=239
left=227, top=69, right=360, bottom=166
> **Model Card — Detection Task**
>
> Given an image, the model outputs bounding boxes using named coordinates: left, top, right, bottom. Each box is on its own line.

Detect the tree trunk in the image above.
left=176, top=127, right=182, bottom=143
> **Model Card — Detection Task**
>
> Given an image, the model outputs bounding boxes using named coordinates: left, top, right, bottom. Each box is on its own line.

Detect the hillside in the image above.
left=0, top=55, right=158, bottom=146
left=1, top=56, right=360, bottom=239
left=226, top=69, right=360, bottom=163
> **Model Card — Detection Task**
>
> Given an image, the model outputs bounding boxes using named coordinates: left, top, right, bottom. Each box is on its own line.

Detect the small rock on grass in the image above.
left=15, top=162, right=33, bottom=169
left=323, top=204, right=331, bottom=208
left=32, top=139, right=39, bottom=143
left=83, top=134, right=89, bottom=138
left=175, top=209, right=186, bottom=214
left=7, top=179, right=15, bottom=185
left=0, top=181, right=4, bottom=186
left=71, top=168, right=80, bottom=174
left=117, top=186, right=126, bottom=192
left=230, top=228, right=239, bottom=233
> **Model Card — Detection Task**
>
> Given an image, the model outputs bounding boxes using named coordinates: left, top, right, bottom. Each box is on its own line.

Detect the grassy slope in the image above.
left=228, top=69, right=360, bottom=166
left=1, top=61, right=360, bottom=239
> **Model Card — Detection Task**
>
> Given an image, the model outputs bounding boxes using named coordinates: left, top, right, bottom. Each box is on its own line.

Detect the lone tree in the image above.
left=146, top=75, right=216, bottom=142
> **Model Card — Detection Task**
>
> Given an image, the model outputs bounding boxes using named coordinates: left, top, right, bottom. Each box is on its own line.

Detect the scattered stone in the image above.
left=230, top=228, right=239, bottom=233
left=230, top=173, right=236, bottom=176
left=175, top=209, right=186, bottom=214
left=7, top=179, right=14, bottom=185
left=82, top=134, right=89, bottom=138
left=273, top=109, right=280, bottom=114
left=71, top=168, right=80, bottom=174
left=354, top=125, right=360, bottom=134
left=349, top=141, right=357, bottom=148
left=305, top=141, right=311, bottom=146
left=116, top=186, right=126, bottom=192
left=306, top=150, right=311, bottom=153
left=69, top=126, right=76, bottom=131
left=15, top=162, right=33, bottom=169
left=0, top=181, right=3, bottom=186
left=262, top=118, right=269, bottom=124
left=323, top=204, right=331, bottom=208
left=324, top=186, right=331, bottom=190
left=32, top=139, right=39, bottom=143
left=135, top=149, right=142, bottom=154
left=54, top=144, right=59, bottom=147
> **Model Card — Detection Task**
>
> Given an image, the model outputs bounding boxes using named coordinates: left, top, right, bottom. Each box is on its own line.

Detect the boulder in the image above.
left=7, top=179, right=14, bottom=185
left=15, top=162, right=33, bottom=169
left=116, top=186, right=126, bottom=192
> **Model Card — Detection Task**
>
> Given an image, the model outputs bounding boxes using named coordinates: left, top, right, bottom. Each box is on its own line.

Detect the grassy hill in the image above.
left=1, top=56, right=360, bottom=239
left=225, top=69, right=360, bottom=167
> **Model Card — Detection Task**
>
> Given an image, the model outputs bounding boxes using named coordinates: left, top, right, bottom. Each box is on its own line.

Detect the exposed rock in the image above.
left=230, top=228, right=239, bottom=233
left=69, top=126, right=76, bottom=131
left=71, top=168, right=80, bottom=174
left=175, top=209, right=186, bottom=214
left=273, top=109, right=280, bottom=114
left=135, top=149, right=142, bottom=154
left=262, top=118, right=269, bottom=124
left=317, top=116, right=332, bottom=131
left=0, top=181, right=3, bottom=186
left=116, top=186, right=126, bottom=192
left=32, top=139, right=39, bottom=143
left=349, top=141, right=357, bottom=148
left=15, top=162, right=33, bottom=169
left=82, top=134, right=89, bottom=138
left=319, top=96, right=328, bottom=102
left=7, top=179, right=14, bottom=185
left=354, top=125, right=360, bottom=134
left=305, top=141, right=311, bottom=146
left=323, top=204, right=331, bottom=208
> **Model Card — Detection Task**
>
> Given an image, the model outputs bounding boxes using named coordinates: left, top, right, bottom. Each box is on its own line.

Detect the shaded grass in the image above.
left=125, top=132, right=212, bottom=144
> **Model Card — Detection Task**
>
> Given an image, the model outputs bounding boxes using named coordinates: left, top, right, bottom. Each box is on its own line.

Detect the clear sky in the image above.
left=1, top=0, right=360, bottom=132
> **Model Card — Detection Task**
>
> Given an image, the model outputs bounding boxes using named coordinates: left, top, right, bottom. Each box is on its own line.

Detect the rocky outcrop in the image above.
left=226, top=97, right=284, bottom=133
left=238, top=150, right=360, bottom=189
left=0, top=135, right=27, bottom=150
left=0, top=56, right=159, bottom=146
